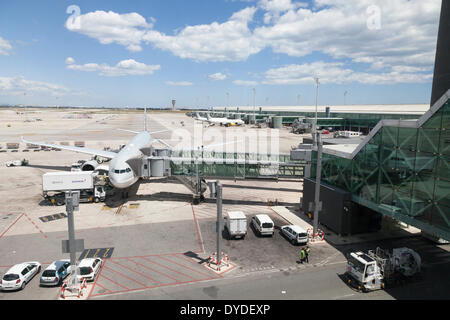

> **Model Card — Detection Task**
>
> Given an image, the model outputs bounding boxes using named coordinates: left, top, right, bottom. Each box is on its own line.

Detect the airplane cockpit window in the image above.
left=114, top=169, right=130, bottom=174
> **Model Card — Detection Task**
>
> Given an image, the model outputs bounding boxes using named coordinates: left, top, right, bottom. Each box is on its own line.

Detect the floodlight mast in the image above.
left=314, top=77, right=320, bottom=147
left=312, top=132, right=323, bottom=238
left=253, top=87, right=256, bottom=117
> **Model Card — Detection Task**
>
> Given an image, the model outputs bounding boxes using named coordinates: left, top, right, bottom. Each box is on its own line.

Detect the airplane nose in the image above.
left=108, top=172, right=135, bottom=189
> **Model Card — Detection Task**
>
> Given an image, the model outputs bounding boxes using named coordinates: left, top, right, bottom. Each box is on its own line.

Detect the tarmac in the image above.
left=271, top=205, right=422, bottom=245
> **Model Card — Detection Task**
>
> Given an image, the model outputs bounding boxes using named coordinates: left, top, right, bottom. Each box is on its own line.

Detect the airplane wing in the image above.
left=21, top=137, right=118, bottom=159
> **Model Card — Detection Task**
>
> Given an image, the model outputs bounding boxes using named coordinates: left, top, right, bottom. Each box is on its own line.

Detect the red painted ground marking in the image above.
left=175, top=254, right=223, bottom=278
left=88, top=259, right=106, bottom=299
left=159, top=255, right=215, bottom=279
left=99, top=273, right=130, bottom=290
left=0, top=213, right=24, bottom=239
left=126, top=258, right=180, bottom=282
left=109, top=252, right=192, bottom=260
left=102, top=265, right=147, bottom=287
left=215, top=262, right=238, bottom=275
left=191, top=205, right=204, bottom=253
left=89, top=276, right=215, bottom=298
left=108, top=259, right=161, bottom=285
left=22, top=213, right=47, bottom=238
left=94, top=282, right=112, bottom=293
left=140, top=256, right=196, bottom=280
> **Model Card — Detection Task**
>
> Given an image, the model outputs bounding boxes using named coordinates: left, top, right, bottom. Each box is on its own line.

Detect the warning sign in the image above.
left=78, top=247, right=114, bottom=260
left=39, top=213, right=67, bottom=223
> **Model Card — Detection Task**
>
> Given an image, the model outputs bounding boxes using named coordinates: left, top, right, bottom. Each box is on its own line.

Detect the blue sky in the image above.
left=0, top=0, right=441, bottom=108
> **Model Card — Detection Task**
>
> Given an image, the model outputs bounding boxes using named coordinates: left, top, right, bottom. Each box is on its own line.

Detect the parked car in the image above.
left=76, top=258, right=103, bottom=282
left=251, top=214, right=275, bottom=236
left=280, top=225, right=308, bottom=245
left=0, top=262, right=41, bottom=291
left=40, top=260, right=72, bottom=286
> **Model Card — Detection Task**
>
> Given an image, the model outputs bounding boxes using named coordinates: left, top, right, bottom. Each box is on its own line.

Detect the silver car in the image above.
left=40, top=260, right=71, bottom=286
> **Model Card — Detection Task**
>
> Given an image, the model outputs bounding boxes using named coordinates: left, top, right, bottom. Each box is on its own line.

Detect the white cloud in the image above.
left=66, top=59, right=161, bottom=77
left=0, top=76, right=72, bottom=96
left=66, top=8, right=264, bottom=62
left=0, top=36, right=13, bottom=55
left=165, top=81, right=193, bottom=86
left=65, top=10, right=155, bottom=52
left=208, top=72, right=228, bottom=81
left=233, top=80, right=259, bottom=86
left=258, top=0, right=308, bottom=23
left=262, top=61, right=433, bottom=85
left=65, top=57, right=75, bottom=65
left=253, top=0, right=440, bottom=71
left=64, top=1, right=440, bottom=83
left=143, top=7, right=263, bottom=62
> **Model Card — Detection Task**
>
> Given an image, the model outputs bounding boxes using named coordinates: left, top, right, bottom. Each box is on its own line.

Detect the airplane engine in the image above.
left=81, top=159, right=99, bottom=171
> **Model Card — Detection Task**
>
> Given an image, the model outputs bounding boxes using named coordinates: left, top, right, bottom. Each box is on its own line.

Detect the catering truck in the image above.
left=42, top=171, right=107, bottom=206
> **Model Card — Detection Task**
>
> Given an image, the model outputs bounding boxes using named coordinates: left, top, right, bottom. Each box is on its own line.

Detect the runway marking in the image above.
left=191, top=204, right=204, bottom=253
left=22, top=213, right=47, bottom=239
left=102, top=265, right=147, bottom=287
left=0, top=213, right=24, bottom=239
left=99, top=273, right=130, bottom=290
left=141, top=256, right=196, bottom=280
left=108, top=259, right=161, bottom=284
left=87, top=259, right=107, bottom=299
left=333, top=293, right=355, bottom=300
left=39, top=212, right=67, bottom=223
left=88, top=253, right=221, bottom=299
left=127, top=258, right=180, bottom=282
left=78, top=247, right=114, bottom=260
left=159, top=255, right=215, bottom=279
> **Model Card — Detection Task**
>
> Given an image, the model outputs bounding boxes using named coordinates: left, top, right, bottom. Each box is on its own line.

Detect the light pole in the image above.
left=344, top=90, right=348, bottom=105
left=208, top=180, right=223, bottom=270
left=312, top=132, right=323, bottom=239
left=314, top=77, right=320, bottom=146
left=297, top=94, right=301, bottom=106
left=252, top=88, right=256, bottom=116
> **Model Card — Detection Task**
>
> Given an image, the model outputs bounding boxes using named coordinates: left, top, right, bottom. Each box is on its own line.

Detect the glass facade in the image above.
left=170, top=150, right=304, bottom=179
left=311, top=100, right=450, bottom=240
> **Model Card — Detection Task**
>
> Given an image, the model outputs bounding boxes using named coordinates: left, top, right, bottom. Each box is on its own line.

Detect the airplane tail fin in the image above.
left=206, top=113, right=211, bottom=120
left=144, top=107, right=147, bottom=131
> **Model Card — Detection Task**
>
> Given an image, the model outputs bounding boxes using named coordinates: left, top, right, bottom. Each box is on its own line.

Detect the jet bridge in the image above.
left=138, top=148, right=306, bottom=203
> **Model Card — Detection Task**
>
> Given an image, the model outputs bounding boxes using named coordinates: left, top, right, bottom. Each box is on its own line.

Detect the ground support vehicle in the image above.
left=225, top=211, right=247, bottom=239
left=42, top=171, right=107, bottom=206
left=5, top=159, right=28, bottom=167
left=344, top=247, right=421, bottom=292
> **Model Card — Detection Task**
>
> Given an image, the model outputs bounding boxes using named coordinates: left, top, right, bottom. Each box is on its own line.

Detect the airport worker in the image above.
left=300, top=248, right=306, bottom=264
left=305, top=246, right=310, bottom=263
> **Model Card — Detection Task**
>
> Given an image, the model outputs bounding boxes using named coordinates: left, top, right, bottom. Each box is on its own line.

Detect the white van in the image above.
left=280, top=225, right=308, bottom=245
left=251, top=214, right=275, bottom=236
left=225, top=211, right=247, bottom=239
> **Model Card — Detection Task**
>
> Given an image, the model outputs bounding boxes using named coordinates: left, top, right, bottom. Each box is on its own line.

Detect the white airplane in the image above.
left=194, top=112, right=208, bottom=122
left=22, top=109, right=281, bottom=199
left=22, top=109, right=168, bottom=190
left=205, top=113, right=244, bottom=126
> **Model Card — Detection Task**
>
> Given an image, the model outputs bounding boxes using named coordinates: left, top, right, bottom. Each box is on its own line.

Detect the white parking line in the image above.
left=333, top=293, right=355, bottom=300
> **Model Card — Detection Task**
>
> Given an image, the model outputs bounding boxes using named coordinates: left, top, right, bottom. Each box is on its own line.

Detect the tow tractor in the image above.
left=344, top=247, right=421, bottom=292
